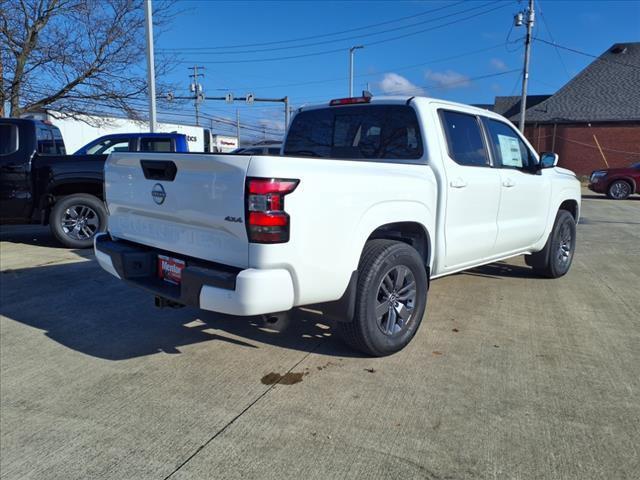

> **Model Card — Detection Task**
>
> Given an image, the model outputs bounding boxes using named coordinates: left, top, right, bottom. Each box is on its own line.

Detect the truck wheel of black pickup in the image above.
left=336, top=239, right=428, bottom=357
left=49, top=194, right=108, bottom=249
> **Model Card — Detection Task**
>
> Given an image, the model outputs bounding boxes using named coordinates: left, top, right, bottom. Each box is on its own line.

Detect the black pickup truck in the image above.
left=0, top=118, right=108, bottom=248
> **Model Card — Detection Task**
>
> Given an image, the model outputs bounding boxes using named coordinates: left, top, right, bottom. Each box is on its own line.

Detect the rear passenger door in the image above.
left=438, top=109, right=502, bottom=269
left=482, top=118, right=551, bottom=253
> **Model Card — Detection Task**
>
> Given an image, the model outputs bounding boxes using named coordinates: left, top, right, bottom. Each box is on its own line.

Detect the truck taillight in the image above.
left=246, top=177, right=299, bottom=243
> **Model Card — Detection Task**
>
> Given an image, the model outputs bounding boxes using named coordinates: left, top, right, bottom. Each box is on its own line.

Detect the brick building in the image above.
left=492, top=42, right=640, bottom=176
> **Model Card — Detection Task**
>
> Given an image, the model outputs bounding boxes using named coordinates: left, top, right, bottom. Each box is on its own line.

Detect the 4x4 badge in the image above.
left=224, top=216, right=242, bottom=223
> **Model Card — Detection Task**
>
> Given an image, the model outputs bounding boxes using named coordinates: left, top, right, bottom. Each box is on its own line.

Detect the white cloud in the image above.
left=424, top=70, right=471, bottom=89
left=490, top=58, right=508, bottom=71
left=377, top=73, right=426, bottom=96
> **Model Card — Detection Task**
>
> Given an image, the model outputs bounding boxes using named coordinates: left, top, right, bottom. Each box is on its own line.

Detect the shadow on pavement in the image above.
left=462, top=261, right=540, bottom=280
left=0, top=225, right=67, bottom=249
left=0, top=259, right=361, bottom=361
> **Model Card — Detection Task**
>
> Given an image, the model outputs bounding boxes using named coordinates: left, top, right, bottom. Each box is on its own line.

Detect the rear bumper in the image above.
left=94, top=234, right=294, bottom=316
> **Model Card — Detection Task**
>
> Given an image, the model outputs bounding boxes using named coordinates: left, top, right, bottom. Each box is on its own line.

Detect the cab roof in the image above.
left=298, top=95, right=510, bottom=122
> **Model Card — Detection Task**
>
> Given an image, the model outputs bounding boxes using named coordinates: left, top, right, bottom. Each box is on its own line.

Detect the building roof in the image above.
left=508, top=42, right=640, bottom=123
left=471, top=103, right=495, bottom=111
left=493, top=95, right=551, bottom=119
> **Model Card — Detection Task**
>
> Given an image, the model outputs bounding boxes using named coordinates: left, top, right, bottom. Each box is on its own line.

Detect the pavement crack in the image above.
left=161, top=339, right=323, bottom=480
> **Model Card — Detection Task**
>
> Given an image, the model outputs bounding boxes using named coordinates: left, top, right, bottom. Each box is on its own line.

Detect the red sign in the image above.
left=157, top=255, right=185, bottom=285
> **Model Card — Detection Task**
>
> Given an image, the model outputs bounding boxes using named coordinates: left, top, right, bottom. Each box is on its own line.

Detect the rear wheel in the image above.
left=525, top=210, right=576, bottom=278
left=336, top=240, right=428, bottom=357
left=49, top=194, right=107, bottom=248
left=607, top=180, right=632, bottom=200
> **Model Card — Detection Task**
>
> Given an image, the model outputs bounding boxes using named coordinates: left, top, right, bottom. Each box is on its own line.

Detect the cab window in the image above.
left=51, top=128, right=66, bottom=154
left=0, top=124, right=19, bottom=155
left=140, top=138, right=172, bottom=152
left=284, top=105, right=423, bottom=161
left=483, top=118, right=536, bottom=169
left=439, top=110, right=489, bottom=167
left=37, top=126, right=57, bottom=155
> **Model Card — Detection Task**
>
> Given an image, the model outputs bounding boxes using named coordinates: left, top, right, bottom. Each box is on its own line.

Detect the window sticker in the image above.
left=497, top=134, right=522, bottom=167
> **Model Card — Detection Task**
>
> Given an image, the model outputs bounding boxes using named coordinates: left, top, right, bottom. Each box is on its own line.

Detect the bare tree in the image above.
left=0, top=0, right=175, bottom=120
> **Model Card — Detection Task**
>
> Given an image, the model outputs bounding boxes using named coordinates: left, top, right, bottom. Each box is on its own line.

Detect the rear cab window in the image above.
left=36, top=124, right=65, bottom=155
left=140, top=138, right=173, bottom=152
left=0, top=124, right=19, bottom=155
left=284, top=104, right=423, bottom=162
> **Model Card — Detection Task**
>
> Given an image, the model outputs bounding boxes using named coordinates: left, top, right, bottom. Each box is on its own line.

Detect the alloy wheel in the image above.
left=375, top=265, right=417, bottom=336
left=61, top=205, right=100, bottom=240
left=557, top=221, right=573, bottom=266
left=610, top=181, right=630, bottom=199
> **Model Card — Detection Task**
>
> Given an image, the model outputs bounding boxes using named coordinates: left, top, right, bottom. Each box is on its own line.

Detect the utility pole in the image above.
left=189, top=65, right=205, bottom=126
left=516, top=0, right=535, bottom=132
left=284, top=96, right=290, bottom=127
left=349, top=46, right=364, bottom=97
left=236, top=109, right=240, bottom=144
left=144, top=0, right=157, bottom=132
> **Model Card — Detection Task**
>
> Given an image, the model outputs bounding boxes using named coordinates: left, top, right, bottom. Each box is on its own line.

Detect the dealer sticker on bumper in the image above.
left=158, top=255, right=185, bottom=285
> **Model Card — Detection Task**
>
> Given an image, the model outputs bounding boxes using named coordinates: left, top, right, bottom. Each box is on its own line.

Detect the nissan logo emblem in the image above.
left=152, top=183, right=166, bottom=205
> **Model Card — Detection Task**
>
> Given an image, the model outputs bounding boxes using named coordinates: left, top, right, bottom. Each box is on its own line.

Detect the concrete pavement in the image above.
left=1, top=192, right=639, bottom=479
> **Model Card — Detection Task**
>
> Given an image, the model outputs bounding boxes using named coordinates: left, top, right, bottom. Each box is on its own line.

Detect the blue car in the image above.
left=74, top=132, right=191, bottom=155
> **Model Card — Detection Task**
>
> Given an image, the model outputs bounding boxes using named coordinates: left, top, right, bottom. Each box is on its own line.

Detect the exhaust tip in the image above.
left=260, top=311, right=291, bottom=330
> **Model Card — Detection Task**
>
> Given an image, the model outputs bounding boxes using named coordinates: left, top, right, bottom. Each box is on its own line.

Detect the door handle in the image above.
left=502, top=178, right=516, bottom=188
left=450, top=178, right=467, bottom=188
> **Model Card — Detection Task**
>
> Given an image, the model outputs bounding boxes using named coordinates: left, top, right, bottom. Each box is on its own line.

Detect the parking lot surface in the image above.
left=1, top=191, right=639, bottom=480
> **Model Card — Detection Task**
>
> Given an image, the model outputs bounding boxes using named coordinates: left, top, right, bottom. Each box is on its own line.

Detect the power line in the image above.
left=536, top=0, right=571, bottom=79
left=18, top=84, right=287, bottom=136
left=163, top=1, right=497, bottom=56
left=158, top=1, right=467, bottom=51
left=213, top=42, right=511, bottom=92
left=21, top=89, right=285, bottom=136
left=173, top=2, right=512, bottom=64
left=534, top=38, right=640, bottom=70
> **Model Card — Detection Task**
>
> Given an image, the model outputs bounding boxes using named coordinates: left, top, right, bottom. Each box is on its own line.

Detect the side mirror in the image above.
left=540, top=152, right=559, bottom=169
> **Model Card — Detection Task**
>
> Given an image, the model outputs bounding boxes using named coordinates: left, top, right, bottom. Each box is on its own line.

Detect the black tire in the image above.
left=606, top=180, right=632, bottom=200
left=49, top=194, right=107, bottom=249
left=336, top=239, right=428, bottom=357
left=525, top=210, right=576, bottom=278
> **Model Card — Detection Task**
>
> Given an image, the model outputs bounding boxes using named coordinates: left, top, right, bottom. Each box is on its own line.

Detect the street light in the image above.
left=349, top=45, right=364, bottom=97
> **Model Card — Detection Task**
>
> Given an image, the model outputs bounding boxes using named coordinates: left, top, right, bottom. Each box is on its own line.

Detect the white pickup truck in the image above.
left=95, top=95, right=581, bottom=356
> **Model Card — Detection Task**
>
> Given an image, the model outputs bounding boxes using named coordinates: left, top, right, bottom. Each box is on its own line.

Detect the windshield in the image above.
left=86, top=138, right=130, bottom=155
left=283, top=104, right=423, bottom=161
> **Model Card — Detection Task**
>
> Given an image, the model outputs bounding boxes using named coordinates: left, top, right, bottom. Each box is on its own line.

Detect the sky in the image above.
left=152, top=0, right=640, bottom=140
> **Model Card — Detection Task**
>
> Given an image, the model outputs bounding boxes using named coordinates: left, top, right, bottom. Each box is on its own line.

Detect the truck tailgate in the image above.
left=105, top=152, right=250, bottom=268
